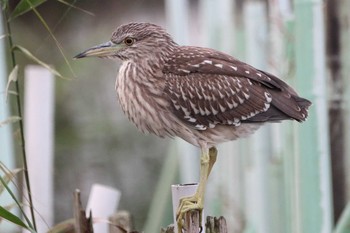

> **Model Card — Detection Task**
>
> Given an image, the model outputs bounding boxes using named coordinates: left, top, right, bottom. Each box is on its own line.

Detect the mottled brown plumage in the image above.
left=75, top=22, right=311, bottom=232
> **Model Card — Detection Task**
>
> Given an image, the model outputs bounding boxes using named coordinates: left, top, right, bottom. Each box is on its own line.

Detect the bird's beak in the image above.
left=74, top=41, right=123, bottom=59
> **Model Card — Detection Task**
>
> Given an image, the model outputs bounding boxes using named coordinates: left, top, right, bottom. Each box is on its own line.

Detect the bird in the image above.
left=74, top=22, right=311, bottom=232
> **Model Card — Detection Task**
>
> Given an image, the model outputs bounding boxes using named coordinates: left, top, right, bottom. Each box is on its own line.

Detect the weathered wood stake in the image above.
left=205, top=216, right=228, bottom=233
left=109, top=210, right=133, bottom=233
left=161, top=212, right=227, bottom=233
left=74, top=189, right=94, bottom=233
left=184, top=211, right=201, bottom=233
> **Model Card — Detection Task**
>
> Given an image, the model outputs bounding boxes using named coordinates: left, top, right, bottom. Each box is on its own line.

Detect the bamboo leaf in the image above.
left=0, top=34, right=8, bottom=40
left=5, top=65, right=19, bottom=102
left=0, top=116, right=21, bottom=127
left=5, top=90, right=18, bottom=96
left=0, top=176, right=34, bottom=229
left=10, top=0, right=77, bottom=78
left=0, top=0, right=9, bottom=10
left=0, top=205, right=29, bottom=229
left=56, top=0, right=94, bottom=16
left=0, top=203, right=19, bottom=224
left=28, top=5, right=76, bottom=78
left=0, top=167, right=22, bottom=194
left=10, top=0, right=47, bottom=20
left=13, top=45, right=68, bottom=79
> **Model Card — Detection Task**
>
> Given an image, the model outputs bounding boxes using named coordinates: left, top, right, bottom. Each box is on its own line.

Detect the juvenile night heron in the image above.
left=75, top=22, right=311, bottom=232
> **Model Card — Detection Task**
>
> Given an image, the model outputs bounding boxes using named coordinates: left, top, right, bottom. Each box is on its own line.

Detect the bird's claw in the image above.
left=176, top=195, right=203, bottom=233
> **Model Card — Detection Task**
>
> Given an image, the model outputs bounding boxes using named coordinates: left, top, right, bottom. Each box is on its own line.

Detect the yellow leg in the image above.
left=176, top=146, right=218, bottom=232
left=207, top=147, right=217, bottom=178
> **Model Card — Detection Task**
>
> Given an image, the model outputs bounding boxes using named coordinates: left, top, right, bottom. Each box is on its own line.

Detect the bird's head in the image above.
left=74, top=22, right=177, bottom=61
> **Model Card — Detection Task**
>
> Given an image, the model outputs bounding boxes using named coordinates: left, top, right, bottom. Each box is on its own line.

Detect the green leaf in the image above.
left=10, top=0, right=47, bottom=20
left=0, top=0, right=9, bottom=10
left=13, top=45, right=68, bottom=79
left=0, top=205, right=29, bottom=229
left=0, top=203, right=20, bottom=224
left=0, top=176, right=35, bottom=230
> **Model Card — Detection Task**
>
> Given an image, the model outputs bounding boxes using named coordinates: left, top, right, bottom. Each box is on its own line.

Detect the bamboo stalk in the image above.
left=1, top=7, right=37, bottom=231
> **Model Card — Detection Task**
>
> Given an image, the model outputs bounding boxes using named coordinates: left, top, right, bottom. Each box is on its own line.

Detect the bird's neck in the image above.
left=117, top=59, right=165, bottom=96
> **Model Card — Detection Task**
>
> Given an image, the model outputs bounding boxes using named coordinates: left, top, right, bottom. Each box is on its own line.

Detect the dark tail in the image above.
left=244, top=70, right=312, bottom=123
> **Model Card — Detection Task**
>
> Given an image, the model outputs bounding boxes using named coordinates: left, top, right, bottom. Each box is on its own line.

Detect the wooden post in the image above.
left=109, top=211, right=132, bottom=233
left=161, top=214, right=227, bottom=233
left=184, top=211, right=200, bottom=233
left=74, top=189, right=93, bottom=233
left=205, top=216, right=228, bottom=233
left=86, top=184, right=121, bottom=233
left=171, top=184, right=203, bottom=232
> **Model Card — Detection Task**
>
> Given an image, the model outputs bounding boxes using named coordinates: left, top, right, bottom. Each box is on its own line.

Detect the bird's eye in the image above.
left=124, top=37, right=135, bottom=46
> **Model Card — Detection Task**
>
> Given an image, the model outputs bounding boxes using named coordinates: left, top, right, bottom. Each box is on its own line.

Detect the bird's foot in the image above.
left=175, top=146, right=217, bottom=233
left=176, top=193, right=203, bottom=233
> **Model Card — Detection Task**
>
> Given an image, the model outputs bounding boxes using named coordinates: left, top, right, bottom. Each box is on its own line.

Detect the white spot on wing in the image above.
left=195, top=124, right=207, bottom=130
left=184, top=115, right=197, bottom=122
left=227, top=101, right=234, bottom=109
left=203, top=60, right=213, bottom=65
left=264, top=92, right=272, bottom=102
left=257, top=73, right=262, bottom=77
left=237, top=81, right=242, bottom=88
left=204, top=107, right=211, bottom=115
left=230, top=66, right=238, bottom=71
left=219, top=104, right=226, bottom=112
left=210, top=106, right=218, bottom=115
left=171, top=100, right=181, bottom=110
left=178, top=69, right=190, bottom=74
left=232, top=100, right=238, bottom=108
left=181, top=106, right=190, bottom=116
left=195, top=87, right=203, bottom=99
left=237, top=96, right=245, bottom=104
left=189, top=101, right=199, bottom=114
left=215, top=64, right=223, bottom=68
left=243, top=91, right=250, bottom=99
left=245, top=70, right=250, bottom=74
left=263, top=103, right=270, bottom=111
left=199, top=106, right=206, bottom=115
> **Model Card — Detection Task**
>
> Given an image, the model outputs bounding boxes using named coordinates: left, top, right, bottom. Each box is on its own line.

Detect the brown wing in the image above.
left=163, top=46, right=311, bottom=130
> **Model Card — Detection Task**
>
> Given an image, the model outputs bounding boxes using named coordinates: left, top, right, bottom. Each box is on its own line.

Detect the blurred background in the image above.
left=0, top=0, right=350, bottom=233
